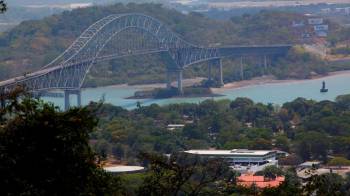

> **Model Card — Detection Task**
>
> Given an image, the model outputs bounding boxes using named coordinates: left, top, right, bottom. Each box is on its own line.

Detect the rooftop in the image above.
left=237, top=174, right=285, bottom=188
left=104, top=165, right=145, bottom=173
left=299, top=161, right=321, bottom=167
left=184, top=149, right=274, bottom=156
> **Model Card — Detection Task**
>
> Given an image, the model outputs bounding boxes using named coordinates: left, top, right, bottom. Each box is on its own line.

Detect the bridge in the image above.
left=0, top=13, right=292, bottom=110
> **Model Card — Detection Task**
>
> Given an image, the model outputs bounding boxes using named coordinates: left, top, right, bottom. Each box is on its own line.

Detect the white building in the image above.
left=314, top=25, right=329, bottom=31
left=184, top=149, right=278, bottom=173
left=104, top=166, right=145, bottom=174
left=308, top=18, right=323, bottom=25
left=167, top=124, right=185, bottom=131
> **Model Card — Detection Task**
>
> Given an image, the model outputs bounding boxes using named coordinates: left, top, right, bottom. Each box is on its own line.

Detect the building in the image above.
left=237, top=174, right=285, bottom=188
left=298, top=161, right=321, bottom=170
left=167, top=124, right=185, bottom=131
left=184, top=149, right=278, bottom=173
left=104, top=165, right=145, bottom=174
left=314, top=24, right=329, bottom=37
left=292, top=21, right=305, bottom=28
left=308, top=18, right=324, bottom=25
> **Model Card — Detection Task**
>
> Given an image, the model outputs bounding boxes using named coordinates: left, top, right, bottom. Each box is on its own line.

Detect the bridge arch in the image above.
left=0, top=13, right=292, bottom=110
left=40, top=13, right=219, bottom=89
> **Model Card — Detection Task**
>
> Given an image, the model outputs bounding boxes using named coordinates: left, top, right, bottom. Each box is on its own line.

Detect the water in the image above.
left=43, top=73, right=350, bottom=109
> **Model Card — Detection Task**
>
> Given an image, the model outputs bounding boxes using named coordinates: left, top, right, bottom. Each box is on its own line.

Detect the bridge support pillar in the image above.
left=208, top=62, right=212, bottom=82
left=177, top=69, right=183, bottom=95
left=240, top=56, right=244, bottom=80
left=64, top=90, right=70, bottom=111
left=64, top=89, right=82, bottom=110
left=166, top=71, right=172, bottom=89
left=218, top=59, right=224, bottom=87
left=77, top=90, right=82, bottom=107
left=264, top=55, right=268, bottom=70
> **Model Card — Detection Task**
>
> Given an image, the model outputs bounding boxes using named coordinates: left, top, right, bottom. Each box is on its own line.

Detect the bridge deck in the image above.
left=0, top=44, right=292, bottom=89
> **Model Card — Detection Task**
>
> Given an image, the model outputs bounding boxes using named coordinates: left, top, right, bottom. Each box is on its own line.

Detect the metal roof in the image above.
left=184, top=149, right=274, bottom=156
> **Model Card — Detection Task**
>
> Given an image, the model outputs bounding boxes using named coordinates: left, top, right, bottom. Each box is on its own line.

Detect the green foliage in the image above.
left=328, top=27, right=350, bottom=47
left=0, top=89, right=122, bottom=195
left=91, top=94, right=350, bottom=164
left=336, top=94, right=350, bottom=110
left=137, top=152, right=234, bottom=195
left=255, top=165, right=284, bottom=177
left=296, top=132, right=329, bottom=161
left=0, top=0, right=6, bottom=13
left=272, top=46, right=328, bottom=79
left=331, top=47, right=350, bottom=55
left=304, top=173, right=345, bottom=196
left=4, top=89, right=350, bottom=194
left=329, top=157, right=350, bottom=167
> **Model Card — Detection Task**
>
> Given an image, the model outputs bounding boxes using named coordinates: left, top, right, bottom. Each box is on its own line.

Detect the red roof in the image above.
left=237, top=174, right=285, bottom=188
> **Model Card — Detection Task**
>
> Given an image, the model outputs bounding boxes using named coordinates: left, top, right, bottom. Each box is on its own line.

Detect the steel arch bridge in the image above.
left=0, top=13, right=291, bottom=109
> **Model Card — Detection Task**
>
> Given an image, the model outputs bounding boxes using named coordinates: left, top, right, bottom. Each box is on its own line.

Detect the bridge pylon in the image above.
left=64, top=89, right=82, bottom=111
left=219, top=58, right=224, bottom=87
left=209, top=58, right=224, bottom=87
left=177, top=69, right=183, bottom=95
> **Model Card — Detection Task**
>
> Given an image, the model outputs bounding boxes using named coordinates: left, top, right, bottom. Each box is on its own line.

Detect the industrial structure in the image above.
left=0, top=13, right=291, bottom=110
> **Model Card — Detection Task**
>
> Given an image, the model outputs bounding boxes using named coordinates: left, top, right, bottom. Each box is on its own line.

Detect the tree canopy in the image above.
left=0, top=89, right=121, bottom=195
left=0, top=0, right=6, bottom=13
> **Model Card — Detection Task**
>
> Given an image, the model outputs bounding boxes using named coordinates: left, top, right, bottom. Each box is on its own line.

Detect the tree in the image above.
left=279, top=154, right=303, bottom=166
left=250, top=138, right=273, bottom=150
left=304, top=173, right=345, bottom=196
left=336, top=94, right=350, bottom=110
left=275, top=135, right=290, bottom=152
left=0, top=0, right=6, bottom=13
left=0, top=89, right=121, bottom=195
left=255, top=165, right=284, bottom=177
left=296, top=132, right=329, bottom=161
left=328, top=157, right=350, bottom=168
left=137, top=152, right=235, bottom=195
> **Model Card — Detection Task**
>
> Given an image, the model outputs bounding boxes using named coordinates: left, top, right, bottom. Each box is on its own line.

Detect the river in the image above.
left=43, top=72, right=350, bottom=109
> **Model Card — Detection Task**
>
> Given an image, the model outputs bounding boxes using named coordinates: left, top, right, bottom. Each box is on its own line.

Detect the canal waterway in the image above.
left=43, top=72, right=350, bottom=110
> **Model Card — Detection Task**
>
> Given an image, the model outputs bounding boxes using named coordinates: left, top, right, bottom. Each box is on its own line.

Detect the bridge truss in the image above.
left=0, top=13, right=291, bottom=109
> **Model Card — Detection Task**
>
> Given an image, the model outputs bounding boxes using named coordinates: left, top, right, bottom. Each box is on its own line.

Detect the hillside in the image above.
left=0, top=3, right=331, bottom=87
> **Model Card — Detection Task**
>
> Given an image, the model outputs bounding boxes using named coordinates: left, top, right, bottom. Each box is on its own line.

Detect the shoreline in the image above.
left=84, top=77, right=206, bottom=90
left=83, top=70, right=350, bottom=92
left=212, top=70, right=350, bottom=93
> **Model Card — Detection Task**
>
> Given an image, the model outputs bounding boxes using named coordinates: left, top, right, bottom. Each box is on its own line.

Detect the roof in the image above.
left=104, top=166, right=144, bottom=173
left=237, top=175, right=285, bottom=188
left=167, top=124, right=185, bottom=127
left=299, top=161, right=321, bottom=167
left=297, top=168, right=329, bottom=179
left=184, top=149, right=274, bottom=156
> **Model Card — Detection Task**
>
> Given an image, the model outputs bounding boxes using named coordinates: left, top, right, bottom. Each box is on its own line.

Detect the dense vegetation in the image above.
left=0, top=0, right=6, bottom=13
left=0, top=89, right=121, bottom=195
left=0, top=3, right=330, bottom=87
left=2, top=90, right=350, bottom=195
left=91, top=94, right=350, bottom=166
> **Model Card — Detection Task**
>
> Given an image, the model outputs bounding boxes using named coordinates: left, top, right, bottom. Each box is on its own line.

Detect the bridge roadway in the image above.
left=0, top=45, right=291, bottom=89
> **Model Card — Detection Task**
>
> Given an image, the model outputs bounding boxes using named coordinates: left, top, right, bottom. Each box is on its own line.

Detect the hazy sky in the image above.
left=7, top=0, right=172, bottom=6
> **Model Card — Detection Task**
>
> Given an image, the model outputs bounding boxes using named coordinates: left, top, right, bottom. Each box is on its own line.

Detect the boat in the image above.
left=320, top=81, right=328, bottom=93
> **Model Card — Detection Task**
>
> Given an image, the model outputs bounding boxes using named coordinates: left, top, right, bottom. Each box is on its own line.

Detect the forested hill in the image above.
left=0, top=3, right=323, bottom=86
